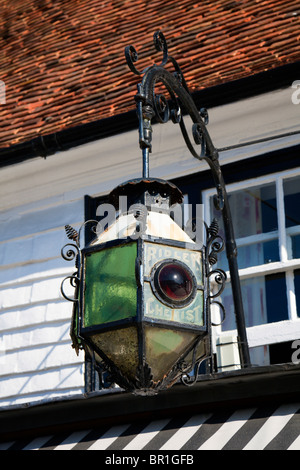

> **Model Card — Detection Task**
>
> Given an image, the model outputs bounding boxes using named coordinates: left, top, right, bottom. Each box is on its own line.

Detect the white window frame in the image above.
left=203, top=167, right=300, bottom=353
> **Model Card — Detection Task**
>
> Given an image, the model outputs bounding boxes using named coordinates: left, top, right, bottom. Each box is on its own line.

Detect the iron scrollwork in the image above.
left=60, top=220, right=98, bottom=290
left=60, top=220, right=98, bottom=353
left=60, top=241, right=80, bottom=303
left=125, top=30, right=217, bottom=172
left=178, top=219, right=227, bottom=386
left=205, top=219, right=227, bottom=328
left=125, top=30, right=168, bottom=76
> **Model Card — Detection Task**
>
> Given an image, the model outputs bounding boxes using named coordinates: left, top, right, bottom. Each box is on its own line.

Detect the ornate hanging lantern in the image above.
left=60, top=31, right=250, bottom=396
left=61, top=178, right=225, bottom=395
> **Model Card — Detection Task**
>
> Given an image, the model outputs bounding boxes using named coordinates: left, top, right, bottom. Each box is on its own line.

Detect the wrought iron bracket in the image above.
left=125, top=31, right=251, bottom=368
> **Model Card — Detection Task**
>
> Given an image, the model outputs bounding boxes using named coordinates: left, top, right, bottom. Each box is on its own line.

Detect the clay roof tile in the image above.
left=0, top=0, right=299, bottom=147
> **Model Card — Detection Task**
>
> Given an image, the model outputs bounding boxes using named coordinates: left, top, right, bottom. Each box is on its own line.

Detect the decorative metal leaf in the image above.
left=65, top=224, right=79, bottom=242
left=207, top=218, right=219, bottom=237
left=135, top=362, right=154, bottom=389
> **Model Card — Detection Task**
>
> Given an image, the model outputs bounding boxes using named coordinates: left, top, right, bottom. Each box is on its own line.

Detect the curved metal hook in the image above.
left=180, top=356, right=209, bottom=387
left=60, top=275, right=80, bottom=302
left=125, top=30, right=169, bottom=76
left=125, top=45, right=143, bottom=76
left=153, top=93, right=170, bottom=123
left=77, top=219, right=99, bottom=248
left=211, top=300, right=226, bottom=326
left=208, top=268, right=227, bottom=298
left=61, top=243, right=80, bottom=262
left=153, top=31, right=168, bottom=67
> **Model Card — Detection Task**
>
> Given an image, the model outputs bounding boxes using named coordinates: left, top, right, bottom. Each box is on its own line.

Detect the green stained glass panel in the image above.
left=83, top=242, right=137, bottom=327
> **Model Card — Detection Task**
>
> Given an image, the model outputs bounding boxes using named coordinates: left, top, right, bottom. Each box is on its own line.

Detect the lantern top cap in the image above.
left=109, top=177, right=183, bottom=209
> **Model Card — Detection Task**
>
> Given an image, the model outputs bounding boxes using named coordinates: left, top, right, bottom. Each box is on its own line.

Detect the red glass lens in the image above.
left=157, top=263, right=193, bottom=301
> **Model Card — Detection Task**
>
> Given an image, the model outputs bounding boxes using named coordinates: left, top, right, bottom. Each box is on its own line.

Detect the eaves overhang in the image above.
left=0, top=363, right=300, bottom=445
left=0, top=61, right=299, bottom=169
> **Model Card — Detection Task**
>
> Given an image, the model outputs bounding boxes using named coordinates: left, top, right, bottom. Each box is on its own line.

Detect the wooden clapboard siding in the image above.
left=0, top=196, right=85, bottom=406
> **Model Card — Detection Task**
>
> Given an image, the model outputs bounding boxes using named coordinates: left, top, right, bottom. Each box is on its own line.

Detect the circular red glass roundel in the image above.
left=157, top=263, right=194, bottom=301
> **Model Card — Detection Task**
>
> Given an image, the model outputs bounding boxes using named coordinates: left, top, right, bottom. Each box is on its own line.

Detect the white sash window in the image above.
left=203, top=168, right=300, bottom=366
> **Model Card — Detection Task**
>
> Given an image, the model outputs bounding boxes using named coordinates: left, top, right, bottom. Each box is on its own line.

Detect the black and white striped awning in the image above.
left=1, top=402, right=299, bottom=450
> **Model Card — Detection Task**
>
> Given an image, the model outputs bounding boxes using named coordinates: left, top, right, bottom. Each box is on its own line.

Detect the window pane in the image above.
left=229, top=182, right=278, bottom=236
left=210, top=182, right=278, bottom=270
left=210, top=182, right=278, bottom=236
left=236, top=239, right=279, bottom=270
left=250, top=345, right=270, bottom=367
left=215, top=239, right=280, bottom=271
left=250, top=341, right=295, bottom=367
left=261, top=239, right=280, bottom=264
left=295, top=269, right=300, bottom=318
left=283, top=176, right=300, bottom=260
left=265, top=273, right=288, bottom=323
left=283, top=176, right=300, bottom=229
left=292, top=235, right=300, bottom=259
left=220, top=273, right=288, bottom=330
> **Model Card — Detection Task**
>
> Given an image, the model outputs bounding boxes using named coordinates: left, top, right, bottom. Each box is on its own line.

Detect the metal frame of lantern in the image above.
left=61, top=204, right=226, bottom=395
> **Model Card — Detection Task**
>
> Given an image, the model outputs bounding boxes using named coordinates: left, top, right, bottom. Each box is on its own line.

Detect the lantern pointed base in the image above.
left=87, top=324, right=206, bottom=395
left=88, top=327, right=207, bottom=396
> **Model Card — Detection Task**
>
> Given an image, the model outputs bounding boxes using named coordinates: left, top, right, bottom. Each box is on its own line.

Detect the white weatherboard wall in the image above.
left=0, top=86, right=299, bottom=407
left=0, top=195, right=85, bottom=406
